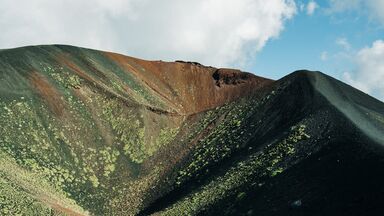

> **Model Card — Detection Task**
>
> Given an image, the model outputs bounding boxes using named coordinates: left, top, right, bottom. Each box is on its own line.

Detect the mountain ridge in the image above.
left=0, top=45, right=383, bottom=215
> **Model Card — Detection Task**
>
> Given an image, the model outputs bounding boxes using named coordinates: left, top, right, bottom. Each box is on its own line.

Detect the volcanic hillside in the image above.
left=0, top=45, right=383, bottom=216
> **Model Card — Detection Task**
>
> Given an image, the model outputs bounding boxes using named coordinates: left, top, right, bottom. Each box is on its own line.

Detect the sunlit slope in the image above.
left=0, top=45, right=270, bottom=215
left=0, top=45, right=383, bottom=215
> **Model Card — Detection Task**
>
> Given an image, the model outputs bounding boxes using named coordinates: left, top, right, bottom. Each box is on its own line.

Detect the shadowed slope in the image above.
left=307, top=71, right=384, bottom=144
left=199, top=71, right=384, bottom=216
left=142, top=71, right=384, bottom=215
left=0, top=45, right=383, bottom=216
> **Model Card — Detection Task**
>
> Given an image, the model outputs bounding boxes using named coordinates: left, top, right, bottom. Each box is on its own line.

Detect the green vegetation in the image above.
left=0, top=71, right=176, bottom=213
left=175, top=96, right=266, bottom=185
left=156, top=127, right=180, bottom=150
left=0, top=174, right=53, bottom=215
left=0, top=151, right=87, bottom=215
left=162, top=124, right=311, bottom=215
left=2, top=45, right=361, bottom=216
left=100, top=96, right=174, bottom=164
left=46, top=66, right=82, bottom=89
left=100, top=147, right=120, bottom=177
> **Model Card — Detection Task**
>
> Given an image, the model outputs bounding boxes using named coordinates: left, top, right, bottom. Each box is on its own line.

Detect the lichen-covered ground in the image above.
left=1, top=45, right=384, bottom=215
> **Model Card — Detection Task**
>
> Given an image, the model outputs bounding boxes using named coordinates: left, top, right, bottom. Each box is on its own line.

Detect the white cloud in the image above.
left=0, top=0, right=296, bottom=68
left=327, top=0, right=384, bottom=24
left=366, top=0, right=384, bottom=23
left=306, top=1, right=318, bottom=15
left=327, top=0, right=361, bottom=13
left=343, top=40, right=384, bottom=100
left=336, top=37, right=351, bottom=50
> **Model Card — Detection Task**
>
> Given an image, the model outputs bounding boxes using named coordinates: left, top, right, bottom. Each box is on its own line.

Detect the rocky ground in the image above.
left=0, top=45, right=383, bottom=215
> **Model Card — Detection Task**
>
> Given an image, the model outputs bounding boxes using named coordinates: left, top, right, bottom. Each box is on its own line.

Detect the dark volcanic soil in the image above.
left=0, top=45, right=383, bottom=216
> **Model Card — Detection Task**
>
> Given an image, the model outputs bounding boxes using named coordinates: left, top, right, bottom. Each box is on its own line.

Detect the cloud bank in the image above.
left=0, top=0, right=296, bottom=67
left=344, top=40, right=384, bottom=100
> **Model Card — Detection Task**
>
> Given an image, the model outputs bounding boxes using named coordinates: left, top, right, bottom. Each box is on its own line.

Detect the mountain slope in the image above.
left=0, top=45, right=383, bottom=215
left=141, top=71, right=384, bottom=216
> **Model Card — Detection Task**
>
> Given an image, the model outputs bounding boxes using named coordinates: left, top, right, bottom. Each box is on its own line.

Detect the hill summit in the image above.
left=0, top=45, right=383, bottom=215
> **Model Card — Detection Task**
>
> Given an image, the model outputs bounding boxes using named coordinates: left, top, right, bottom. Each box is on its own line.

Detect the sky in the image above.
left=0, top=0, right=383, bottom=101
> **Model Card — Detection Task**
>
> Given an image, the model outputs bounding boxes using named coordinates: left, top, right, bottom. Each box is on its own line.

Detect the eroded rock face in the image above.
left=105, top=52, right=272, bottom=115
left=212, top=68, right=253, bottom=87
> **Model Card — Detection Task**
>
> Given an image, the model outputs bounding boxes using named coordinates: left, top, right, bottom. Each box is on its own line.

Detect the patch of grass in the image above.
left=175, top=98, right=261, bottom=185
left=161, top=124, right=311, bottom=215
left=0, top=151, right=87, bottom=215
left=46, top=66, right=82, bottom=89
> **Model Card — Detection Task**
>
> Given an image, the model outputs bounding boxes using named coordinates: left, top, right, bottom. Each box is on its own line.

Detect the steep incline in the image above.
left=105, top=52, right=271, bottom=114
left=0, top=45, right=270, bottom=215
left=142, top=71, right=384, bottom=215
left=308, top=72, right=384, bottom=144
left=0, top=45, right=383, bottom=215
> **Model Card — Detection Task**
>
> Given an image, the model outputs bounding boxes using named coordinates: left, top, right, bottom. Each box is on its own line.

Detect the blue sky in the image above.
left=251, top=0, right=384, bottom=101
left=0, top=0, right=383, bottom=101
left=252, top=0, right=384, bottom=80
